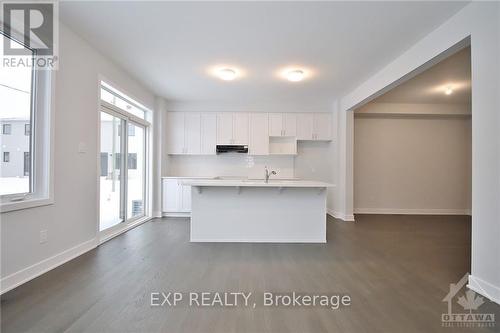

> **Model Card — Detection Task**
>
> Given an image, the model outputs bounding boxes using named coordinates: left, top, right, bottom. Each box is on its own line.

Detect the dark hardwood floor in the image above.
left=2, top=215, right=499, bottom=333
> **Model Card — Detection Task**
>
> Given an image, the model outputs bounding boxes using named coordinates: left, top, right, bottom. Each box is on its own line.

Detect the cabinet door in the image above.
left=268, top=113, right=283, bottom=136
left=166, top=113, right=185, bottom=154
left=296, top=113, right=313, bottom=140
left=249, top=113, right=269, bottom=155
left=283, top=113, right=297, bottom=137
left=180, top=184, right=191, bottom=211
left=313, top=113, right=332, bottom=140
left=232, top=113, right=249, bottom=145
left=217, top=113, right=233, bottom=145
left=201, top=113, right=217, bottom=154
left=162, top=179, right=180, bottom=212
left=184, top=113, right=201, bottom=154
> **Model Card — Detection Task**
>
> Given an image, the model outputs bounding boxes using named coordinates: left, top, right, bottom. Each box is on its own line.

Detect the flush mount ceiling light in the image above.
left=286, top=69, right=305, bottom=82
left=217, top=68, right=237, bottom=81
left=445, top=86, right=454, bottom=95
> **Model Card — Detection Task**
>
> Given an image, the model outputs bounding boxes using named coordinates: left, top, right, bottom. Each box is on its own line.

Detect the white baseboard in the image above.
left=353, top=208, right=471, bottom=215
left=152, top=210, right=162, bottom=218
left=1, top=237, right=98, bottom=295
left=468, top=275, right=500, bottom=305
left=327, top=209, right=355, bottom=222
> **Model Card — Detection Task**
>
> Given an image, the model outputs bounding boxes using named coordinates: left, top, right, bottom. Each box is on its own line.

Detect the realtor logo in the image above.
left=441, top=273, right=495, bottom=328
left=1, top=1, right=59, bottom=69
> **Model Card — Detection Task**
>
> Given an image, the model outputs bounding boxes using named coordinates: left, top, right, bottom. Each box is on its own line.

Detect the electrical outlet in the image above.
left=40, top=229, right=48, bottom=244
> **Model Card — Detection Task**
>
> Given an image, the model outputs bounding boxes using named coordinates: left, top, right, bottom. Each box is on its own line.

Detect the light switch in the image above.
left=78, top=142, right=87, bottom=153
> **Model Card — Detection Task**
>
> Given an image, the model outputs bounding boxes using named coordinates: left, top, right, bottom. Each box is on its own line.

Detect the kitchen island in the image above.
left=182, top=179, right=333, bottom=243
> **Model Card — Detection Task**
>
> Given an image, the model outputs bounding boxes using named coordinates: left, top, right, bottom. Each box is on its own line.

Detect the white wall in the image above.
left=354, top=103, right=471, bottom=214
left=0, top=23, right=156, bottom=292
left=335, top=2, right=500, bottom=303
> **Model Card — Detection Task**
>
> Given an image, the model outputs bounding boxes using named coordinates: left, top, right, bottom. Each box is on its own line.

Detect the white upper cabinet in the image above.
left=297, top=113, right=332, bottom=141
left=313, top=113, right=332, bottom=140
left=297, top=113, right=314, bottom=140
left=184, top=113, right=201, bottom=154
left=269, top=113, right=283, bottom=136
left=283, top=113, right=297, bottom=137
left=249, top=113, right=269, bottom=155
left=216, top=112, right=249, bottom=145
left=200, top=113, right=217, bottom=154
left=166, top=112, right=185, bottom=154
left=216, top=112, right=233, bottom=145
left=269, top=113, right=297, bottom=137
left=167, top=111, right=332, bottom=155
left=232, top=113, right=249, bottom=144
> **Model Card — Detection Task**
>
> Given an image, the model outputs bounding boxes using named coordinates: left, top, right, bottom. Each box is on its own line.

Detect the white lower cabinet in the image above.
left=162, top=178, right=192, bottom=214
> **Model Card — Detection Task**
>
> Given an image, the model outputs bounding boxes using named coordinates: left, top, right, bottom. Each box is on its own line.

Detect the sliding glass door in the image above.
left=99, top=110, right=148, bottom=232
left=127, top=122, right=146, bottom=220
left=100, top=111, right=125, bottom=231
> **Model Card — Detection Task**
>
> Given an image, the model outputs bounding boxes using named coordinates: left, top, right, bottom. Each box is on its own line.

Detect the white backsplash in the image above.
left=167, top=154, right=295, bottom=179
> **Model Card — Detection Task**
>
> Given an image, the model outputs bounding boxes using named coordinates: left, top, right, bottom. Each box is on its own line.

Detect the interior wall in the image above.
left=0, top=23, right=156, bottom=291
left=354, top=103, right=471, bottom=214
left=337, top=2, right=500, bottom=303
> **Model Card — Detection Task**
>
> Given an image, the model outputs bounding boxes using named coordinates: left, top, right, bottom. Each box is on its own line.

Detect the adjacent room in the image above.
left=1, top=2, right=499, bottom=332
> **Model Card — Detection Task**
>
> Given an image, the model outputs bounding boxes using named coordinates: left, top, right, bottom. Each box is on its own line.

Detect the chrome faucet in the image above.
left=265, top=166, right=277, bottom=183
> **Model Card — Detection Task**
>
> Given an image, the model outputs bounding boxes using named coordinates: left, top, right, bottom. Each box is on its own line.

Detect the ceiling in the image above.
left=374, top=47, right=471, bottom=104
left=60, top=1, right=469, bottom=109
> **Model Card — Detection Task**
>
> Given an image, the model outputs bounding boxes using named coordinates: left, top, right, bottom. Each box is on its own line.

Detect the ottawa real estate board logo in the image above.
left=1, top=1, right=59, bottom=69
left=442, top=273, right=495, bottom=328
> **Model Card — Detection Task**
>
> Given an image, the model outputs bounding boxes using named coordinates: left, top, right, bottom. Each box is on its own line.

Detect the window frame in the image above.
left=2, top=124, right=12, bottom=134
left=3, top=152, right=10, bottom=163
left=0, top=30, right=54, bottom=212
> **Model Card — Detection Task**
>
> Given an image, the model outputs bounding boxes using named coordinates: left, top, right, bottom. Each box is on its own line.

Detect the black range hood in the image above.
left=216, top=145, right=248, bottom=154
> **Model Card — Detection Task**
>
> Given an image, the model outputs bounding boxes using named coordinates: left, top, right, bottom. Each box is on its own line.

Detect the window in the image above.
left=3, top=152, right=10, bottom=163
left=113, top=153, right=137, bottom=170
left=1, top=31, right=53, bottom=210
left=117, top=123, right=135, bottom=136
left=2, top=124, right=12, bottom=135
left=0, top=33, right=33, bottom=196
left=100, top=82, right=147, bottom=120
left=24, top=152, right=30, bottom=176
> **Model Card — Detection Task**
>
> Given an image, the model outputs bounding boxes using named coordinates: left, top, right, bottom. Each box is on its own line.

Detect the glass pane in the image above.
left=100, top=112, right=124, bottom=230
left=100, top=87, right=146, bottom=120
left=127, top=123, right=145, bottom=219
left=0, top=34, right=33, bottom=196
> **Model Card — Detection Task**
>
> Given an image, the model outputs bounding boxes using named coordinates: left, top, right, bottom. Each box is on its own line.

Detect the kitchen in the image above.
left=162, top=111, right=334, bottom=242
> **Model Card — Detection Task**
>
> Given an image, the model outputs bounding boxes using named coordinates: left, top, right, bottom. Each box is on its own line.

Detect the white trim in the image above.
left=0, top=238, right=98, bottom=295
left=353, top=208, right=472, bottom=215
left=0, top=62, right=56, bottom=213
left=162, top=212, right=191, bottom=218
left=98, top=216, right=152, bottom=244
left=99, top=76, right=154, bottom=113
left=152, top=210, right=162, bottom=218
left=327, top=209, right=355, bottom=221
left=0, top=197, right=53, bottom=213
left=468, top=275, right=500, bottom=305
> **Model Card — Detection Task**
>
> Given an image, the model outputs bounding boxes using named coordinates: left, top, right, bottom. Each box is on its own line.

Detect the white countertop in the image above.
left=162, top=176, right=216, bottom=179
left=181, top=179, right=334, bottom=188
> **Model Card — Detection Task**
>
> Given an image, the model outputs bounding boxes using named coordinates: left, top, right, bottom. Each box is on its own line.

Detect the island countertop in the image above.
left=181, top=179, right=334, bottom=188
